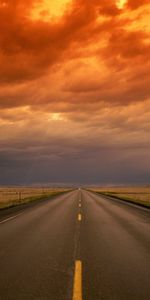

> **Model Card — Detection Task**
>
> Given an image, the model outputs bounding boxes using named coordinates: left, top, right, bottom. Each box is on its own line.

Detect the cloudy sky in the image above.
left=0, top=0, right=150, bottom=185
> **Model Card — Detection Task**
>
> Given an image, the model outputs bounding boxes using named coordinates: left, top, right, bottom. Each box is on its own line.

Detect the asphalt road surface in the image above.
left=0, top=189, right=150, bottom=300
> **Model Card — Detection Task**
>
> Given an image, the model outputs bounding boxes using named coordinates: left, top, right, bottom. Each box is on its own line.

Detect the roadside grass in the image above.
left=90, top=187, right=150, bottom=208
left=0, top=188, right=71, bottom=210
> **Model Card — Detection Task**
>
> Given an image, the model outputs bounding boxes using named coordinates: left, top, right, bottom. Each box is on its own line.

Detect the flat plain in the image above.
left=90, top=186, right=150, bottom=207
left=0, top=187, right=69, bottom=209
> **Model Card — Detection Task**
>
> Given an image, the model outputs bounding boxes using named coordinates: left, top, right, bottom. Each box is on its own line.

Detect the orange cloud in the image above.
left=127, top=0, right=149, bottom=10
left=0, top=0, right=150, bottom=184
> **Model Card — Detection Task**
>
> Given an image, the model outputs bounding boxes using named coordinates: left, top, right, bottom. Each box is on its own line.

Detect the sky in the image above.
left=0, top=0, right=150, bottom=185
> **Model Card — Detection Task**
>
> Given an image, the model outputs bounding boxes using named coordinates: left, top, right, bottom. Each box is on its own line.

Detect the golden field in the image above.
left=90, top=186, right=150, bottom=208
left=0, top=187, right=69, bottom=209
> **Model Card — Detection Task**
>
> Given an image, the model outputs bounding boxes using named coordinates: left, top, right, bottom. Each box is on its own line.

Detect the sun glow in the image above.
left=48, top=113, right=65, bottom=121
left=30, top=0, right=71, bottom=21
left=116, top=0, right=128, bottom=9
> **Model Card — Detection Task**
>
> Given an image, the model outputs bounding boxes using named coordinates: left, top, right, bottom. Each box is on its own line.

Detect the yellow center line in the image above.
left=79, top=203, right=81, bottom=208
left=78, top=214, right=82, bottom=221
left=73, top=260, right=82, bottom=300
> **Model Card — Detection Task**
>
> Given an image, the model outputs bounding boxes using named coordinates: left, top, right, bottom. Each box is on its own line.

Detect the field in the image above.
left=0, top=187, right=70, bottom=209
left=90, top=186, right=150, bottom=208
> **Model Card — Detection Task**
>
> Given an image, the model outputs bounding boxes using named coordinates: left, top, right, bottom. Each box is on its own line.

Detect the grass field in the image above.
left=0, top=187, right=70, bottom=209
left=90, top=186, right=150, bottom=208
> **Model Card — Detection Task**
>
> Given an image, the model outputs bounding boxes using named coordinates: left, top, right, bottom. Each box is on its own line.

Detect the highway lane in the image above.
left=81, top=190, right=150, bottom=300
left=0, top=190, right=79, bottom=300
left=0, top=189, right=150, bottom=300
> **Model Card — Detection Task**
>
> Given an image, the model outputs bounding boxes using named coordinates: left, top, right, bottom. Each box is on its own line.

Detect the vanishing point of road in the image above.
left=0, top=189, right=150, bottom=300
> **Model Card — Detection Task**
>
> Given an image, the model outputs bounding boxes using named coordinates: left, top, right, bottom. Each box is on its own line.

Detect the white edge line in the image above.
left=0, top=212, right=24, bottom=224
left=100, top=193, right=150, bottom=212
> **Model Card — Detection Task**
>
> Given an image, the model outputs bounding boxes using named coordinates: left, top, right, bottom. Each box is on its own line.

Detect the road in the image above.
left=0, top=189, right=150, bottom=300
